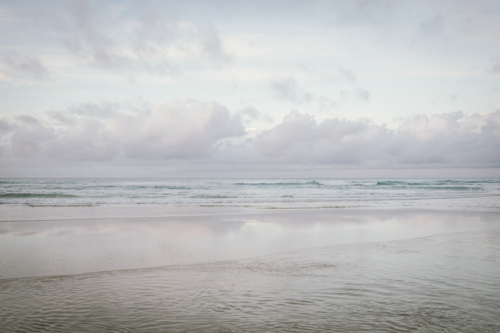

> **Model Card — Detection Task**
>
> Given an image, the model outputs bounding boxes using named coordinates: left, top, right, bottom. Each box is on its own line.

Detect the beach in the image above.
left=1, top=179, right=499, bottom=332
left=3, top=0, right=500, bottom=330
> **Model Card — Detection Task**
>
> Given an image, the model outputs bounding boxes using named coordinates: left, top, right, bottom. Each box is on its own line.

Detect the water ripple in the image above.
left=1, top=230, right=500, bottom=332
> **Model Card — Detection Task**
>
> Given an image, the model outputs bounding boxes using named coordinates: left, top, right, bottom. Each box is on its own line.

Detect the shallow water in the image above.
left=1, top=207, right=500, bottom=332
left=1, top=228, right=499, bottom=332
left=1, top=209, right=498, bottom=279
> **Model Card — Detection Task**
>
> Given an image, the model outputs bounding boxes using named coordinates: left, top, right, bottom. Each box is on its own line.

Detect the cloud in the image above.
left=414, top=14, right=450, bottom=42
left=269, top=77, right=313, bottom=103
left=270, top=77, right=298, bottom=102
left=335, top=66, right=357, bottom=82
left=340, top=88, right=370, bottom=103
left=256, top=111, right=317, bottom=158
left=317, top=97, right=339, bottom=114
left=14, top=0, right=232, bottom=75
left=235, top=106, right=274, bottom=126
left=2, top=102, right=499, bottom=172
left=488, top=55, right=500, bottom=74
left=0, top=100, right=245, bottom=161
left=448, top=93, right=458, bottom=102
left=194, top=22, right=233, bottom=63
left=255, top=109, right=500, bottom=167
left=256, top=110, right=390, bottom=164
left=354, top=88, right=370, bottom=102
left=9, top=115, right=55, bottom=158
left=121, top=100, right=244, bottom=159
left=0, top=50, right=49, bottom=81
left=130, top=12, right=231, bottom=69
left=325, top=0, right=396, bottom=28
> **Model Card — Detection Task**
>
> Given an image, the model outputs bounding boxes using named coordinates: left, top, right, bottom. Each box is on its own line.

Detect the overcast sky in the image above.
left=0, top=0, right=499, bottom=177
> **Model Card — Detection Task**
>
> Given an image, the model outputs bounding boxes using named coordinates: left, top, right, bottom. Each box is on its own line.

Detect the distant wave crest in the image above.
left=234, top=180, right=322, bottom=186
left=0, top=193, right=79, bottom=198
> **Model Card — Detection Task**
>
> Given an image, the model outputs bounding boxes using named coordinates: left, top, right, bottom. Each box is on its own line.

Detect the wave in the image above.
left=423, top=186, right=482, bottom=191
left=190, top=195, right=237, bottom=199
left=234, top=180, right=323, bottom=186
left=376, top=181, right=485, bottom=190
left=376, top=181, right=407, bottom=186
left=152, top=186, right=192, bottom=190
left=0, top=178, right=497, bottom=209
left=0, top=193, right=79, bottom=198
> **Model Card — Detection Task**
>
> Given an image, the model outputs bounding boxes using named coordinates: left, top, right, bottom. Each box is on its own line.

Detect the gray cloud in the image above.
left=270, top=77, right=298, bottom=101
left=235, top=106, right=274, bottom=125
left=0, top=118, right=12, bottom=136
left=415, top=14, right=448, bottom=40
left=335, top=67, right=356, bottom=82
left=0, top=100, right=245, bottom=161
left=340, top=88, right=370, bottom=103
left=324, top=0, right=396, bottom=28
left=0, top=50, right=49, bottom=81
left=10, top=115, right=55, bottom=158
left=256, top=109, right=500, bottom=167
left=270, top=77, right=313, bottom=103
left=121, top=101, right=244, bottom=159
left=195, top=22, right=232, bottom=63
left=354, top=88, right=370, bottom=102
left=15, top=0, right=232, bottom=75
left=1, top=103, right=499, bottom=170
left=317, top=97, right=339, bottom=114
left=448, top=93, right=458, bottom=102
left=488, top=56, right=500, bottom=74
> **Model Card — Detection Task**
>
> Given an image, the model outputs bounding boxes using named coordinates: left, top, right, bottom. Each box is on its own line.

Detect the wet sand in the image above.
left=1, top=207, right=498, bottom=279
left=1, top=207, right=499, bottom=332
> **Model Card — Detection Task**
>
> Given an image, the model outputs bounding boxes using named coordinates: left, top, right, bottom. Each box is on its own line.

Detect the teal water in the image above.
left=0, top=178, right=499, bottom=209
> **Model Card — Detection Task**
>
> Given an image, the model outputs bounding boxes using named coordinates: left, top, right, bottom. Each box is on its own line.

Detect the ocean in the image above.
left=1, top=178, right=499, bottom=332
left=1, top=178, right=499, bottom=209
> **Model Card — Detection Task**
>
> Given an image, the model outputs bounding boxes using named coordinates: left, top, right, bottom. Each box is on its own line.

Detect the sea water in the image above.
left=1, top=178, right=499, bottom=332
left=1, top=178, right=499, bottom=209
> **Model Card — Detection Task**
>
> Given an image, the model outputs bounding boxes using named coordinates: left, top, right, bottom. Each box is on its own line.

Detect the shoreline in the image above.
left=1, top=194, right=500, bottom=223
left=2, top=225, right=495, bottom=282
left=1, top=208, right=499, bottom=279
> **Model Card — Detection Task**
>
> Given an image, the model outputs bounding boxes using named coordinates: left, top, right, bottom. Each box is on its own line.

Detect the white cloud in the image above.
left=256, top=109, right=500, bottom=167
left=0, top=100, right=245, bottom=161
left=1, top=101, right=499, bottom=172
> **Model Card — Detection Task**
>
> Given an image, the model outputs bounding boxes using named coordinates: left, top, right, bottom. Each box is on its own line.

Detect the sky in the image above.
left=0, top=0, right=499, bottom=177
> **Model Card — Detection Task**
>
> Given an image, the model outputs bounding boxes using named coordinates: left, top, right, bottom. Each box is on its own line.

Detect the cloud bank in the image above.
left=1, top=101, right=499, bottom=176
left=0, top=100, right=243, bottom=162
left=256, top=110, right=500, bottom=167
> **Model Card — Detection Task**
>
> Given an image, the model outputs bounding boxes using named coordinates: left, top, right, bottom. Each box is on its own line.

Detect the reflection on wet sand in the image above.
left=0, top=209, right=498, bottom=279
left=1, top=226, right=500, bottom=332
